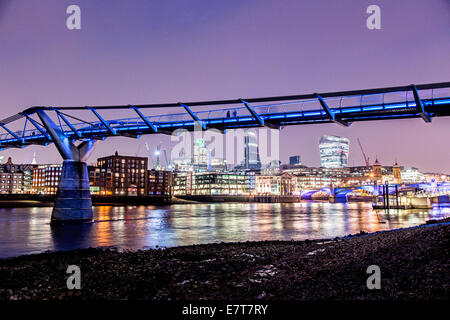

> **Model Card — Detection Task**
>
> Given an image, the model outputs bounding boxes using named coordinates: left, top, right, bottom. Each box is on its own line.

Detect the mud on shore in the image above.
left=0, top=222, right=448, bottom=300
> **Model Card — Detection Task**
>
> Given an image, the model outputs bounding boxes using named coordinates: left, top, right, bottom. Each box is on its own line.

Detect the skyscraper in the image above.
left=319, top=135, right=349, bottom=168
left=193, top=138, right=208, bottom=171
left=242, top=130, right=261, bottom=170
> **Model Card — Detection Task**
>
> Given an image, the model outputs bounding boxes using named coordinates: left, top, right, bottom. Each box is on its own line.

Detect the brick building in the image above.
left=96, top=152, right=148, bottom=196
left=148, top=169, right=173, bottom=196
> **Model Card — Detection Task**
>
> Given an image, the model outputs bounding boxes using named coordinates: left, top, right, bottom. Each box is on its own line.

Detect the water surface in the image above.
left=0, top=202, right=448, bottom=258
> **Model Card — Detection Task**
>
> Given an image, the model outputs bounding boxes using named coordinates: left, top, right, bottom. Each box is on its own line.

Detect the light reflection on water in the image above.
left=0, top=202, right=448, bottom=258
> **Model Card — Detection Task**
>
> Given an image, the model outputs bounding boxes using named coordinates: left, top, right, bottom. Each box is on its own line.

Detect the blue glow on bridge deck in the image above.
left=0, top=83, right=449, bottom=147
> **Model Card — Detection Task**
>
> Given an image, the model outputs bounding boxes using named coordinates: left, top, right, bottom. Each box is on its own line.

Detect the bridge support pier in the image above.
left=36, top=110, right=98, bottom=223
left=52, top=160, right=93, bottom=222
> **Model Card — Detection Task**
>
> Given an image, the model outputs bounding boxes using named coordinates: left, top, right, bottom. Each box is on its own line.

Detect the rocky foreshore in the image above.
left=0, top=221, right=448, bottom=300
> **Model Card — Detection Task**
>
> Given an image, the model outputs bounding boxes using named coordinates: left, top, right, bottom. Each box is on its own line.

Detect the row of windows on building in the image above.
left=0, top=156, right=173, bottom=196
left=1, top=154, right=444, bottom=196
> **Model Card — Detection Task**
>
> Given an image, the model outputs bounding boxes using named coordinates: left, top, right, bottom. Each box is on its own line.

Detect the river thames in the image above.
left=0, top=202, right=448, bottom=258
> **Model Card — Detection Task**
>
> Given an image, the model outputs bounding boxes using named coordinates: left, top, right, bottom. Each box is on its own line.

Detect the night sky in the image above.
left=0, top=0, right=449, bottom=172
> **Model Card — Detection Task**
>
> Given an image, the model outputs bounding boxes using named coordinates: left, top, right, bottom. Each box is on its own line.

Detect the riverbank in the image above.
left=0, top=194, right=387, bottom=207
left=0, top=218, right=448, bottom=300
left=0, top=194, right=172, bottom=207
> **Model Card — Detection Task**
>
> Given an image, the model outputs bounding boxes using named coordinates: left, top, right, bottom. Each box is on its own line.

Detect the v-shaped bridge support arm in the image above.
left=36, top=109, right=97, bottom=223
left=36, top=110, right=98, bottom=161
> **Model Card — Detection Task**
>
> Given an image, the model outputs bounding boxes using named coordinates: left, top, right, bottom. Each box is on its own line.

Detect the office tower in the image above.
left=243, top=130, right=261, bottom=170
left=193, top=138, right=208, bottom=171
left=319, top=135, right=349, bottom=168
left=289, top=155, right=301, bottom=165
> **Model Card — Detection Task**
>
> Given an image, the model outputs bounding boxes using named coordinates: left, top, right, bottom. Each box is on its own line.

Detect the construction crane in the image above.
left=155, top=144, right=161, bottom=169
left=145, top=141, right=169, bottom=170
left=145, top=142, right=155, bottom=169
left=163, top=149, right=170, bottom=170
left=135, top=141, right=143, bottom=156
left=357, top=138, right=370, bottom=167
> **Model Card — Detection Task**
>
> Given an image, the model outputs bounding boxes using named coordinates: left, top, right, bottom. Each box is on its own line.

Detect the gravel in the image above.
left=0, top=222, right=448, bottom=300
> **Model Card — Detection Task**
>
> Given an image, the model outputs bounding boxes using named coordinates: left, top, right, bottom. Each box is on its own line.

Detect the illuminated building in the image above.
left=88, top=165, right=100, bottom=195
left=173, top=157, right=193, bottom=172
left=34, top=163, right=100, bottom=195
left=242, top=130, right=261, bottom=170
left=282, top=166, right=349, bottom=177
left=245, top=171, right=256, bottom=192
left=422, top=172, right=450, bottom=183
left=32, top=164, right=62, bottom=194
left=280, top=164, right=307, bottom=173
left=401, top=167, right=424, bottom=183
left=193, top=138, right=208, bottom=171
left=148, top=169, right=173, bottom=196
left=173, top=172, right=192, bottom=195
left=342, top=176, right=373, bottom=187
left=256, top=173, right=297, bottom=195
left=96, top=152, right=148, bottom=196
left=348, top=166, right=373, bottom=177
left=319, top=135, right=349, bottom=168
left=392, top=161, right=402, bottom=183
left=0, top=158, right=34, bottom=194
left=191, top=138, right=228, bottom=172
left=174, top=172, right=252, bottom=195
left=262, top=160, right=282, bottom=175
left=372, top=157, right=382, bottom=182
left=209, top=157, right=227, bottom=172
left=296, top=175, right=343, bottom=190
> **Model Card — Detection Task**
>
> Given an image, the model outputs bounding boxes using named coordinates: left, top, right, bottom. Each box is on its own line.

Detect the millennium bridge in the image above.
left=0, top=82, right=449, bottom=222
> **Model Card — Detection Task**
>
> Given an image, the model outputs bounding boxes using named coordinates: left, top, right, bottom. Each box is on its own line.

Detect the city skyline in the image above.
left=0, top=0, right=449, bottom=172
left=2, top=135, right=449, bottom=176
left=0, top=1, right=448, bottom=303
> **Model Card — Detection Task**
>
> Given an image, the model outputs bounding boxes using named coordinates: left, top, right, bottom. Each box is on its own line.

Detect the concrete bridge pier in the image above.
left=52, top=160, right=92, bottom=222
left=36, top=110, right=98, bottom=223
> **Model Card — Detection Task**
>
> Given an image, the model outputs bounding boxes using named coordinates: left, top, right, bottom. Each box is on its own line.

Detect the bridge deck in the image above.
left=0, top=82, right=449, bottom=149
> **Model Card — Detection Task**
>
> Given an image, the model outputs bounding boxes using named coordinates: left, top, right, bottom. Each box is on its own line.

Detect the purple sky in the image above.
left=0, top=0, right=449, bottom=173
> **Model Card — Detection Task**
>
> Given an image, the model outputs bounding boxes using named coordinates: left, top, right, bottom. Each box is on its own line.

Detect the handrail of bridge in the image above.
left=0, top=82, right=449, bottom=149
left=14, top=81, right=450, bottom=111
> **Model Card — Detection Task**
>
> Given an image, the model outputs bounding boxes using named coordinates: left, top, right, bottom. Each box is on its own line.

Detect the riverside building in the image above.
left=0, top=158, right=34, bottom=194
left=32, top=164, right=62, bottom=194
left=255, top=173, right=297, bottom=195
left=96, top=152, right=148, bottom=196
left=174, top=171, right=252, bottom=196
left=148, top=169, right=173, bottom=196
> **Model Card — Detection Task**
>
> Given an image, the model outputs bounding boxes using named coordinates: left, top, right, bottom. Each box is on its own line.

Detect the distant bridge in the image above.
left=301, top=182, right=450, bottom=202
left=0, top=82, right=448, bottom=222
